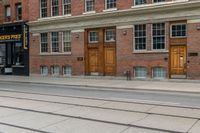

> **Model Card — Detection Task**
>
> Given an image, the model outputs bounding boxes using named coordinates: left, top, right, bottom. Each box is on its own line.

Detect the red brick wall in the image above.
left=116, top=25, right=169, bottom=78
left=187, top=23, right=200, bottom=79
left=29, top=31, right=85, bottom=76
left=0, top=0, right=29, bottom=23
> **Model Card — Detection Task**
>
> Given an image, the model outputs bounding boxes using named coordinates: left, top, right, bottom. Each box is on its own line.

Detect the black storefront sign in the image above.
left=0, top=22, right=29, bottom=76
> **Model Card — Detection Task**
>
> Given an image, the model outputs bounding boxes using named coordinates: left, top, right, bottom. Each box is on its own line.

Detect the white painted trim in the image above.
left=170, top=23, right=187, bottom=38
left=187, top=19, right=200, bottom=24
left=117, top=25, right=133, bottom=29
left=133, top=24, right=148, bottom=52
left=151, top=22, right=167, bottom=51
left=103, top=8, right=117, bottom=12
left=83, top=11, right=96, bottom=15
left=71, top=29, right=85, bottom=33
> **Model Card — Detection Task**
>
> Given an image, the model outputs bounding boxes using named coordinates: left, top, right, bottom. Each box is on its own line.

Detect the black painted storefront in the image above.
left=0, top=22, right=29, bottom=76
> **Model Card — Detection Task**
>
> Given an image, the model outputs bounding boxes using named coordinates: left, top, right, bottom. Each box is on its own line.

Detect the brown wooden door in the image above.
left=170, top=46, right=186, bottom=75
left=104, top=47, right=116, bottom=76
left=88, top=49, right=98, bottom=73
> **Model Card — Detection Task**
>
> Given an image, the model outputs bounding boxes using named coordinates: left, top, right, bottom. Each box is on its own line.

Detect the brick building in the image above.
left=0, top=0, right=29, bottom=75
left=2, top=0, right=199, bottom=79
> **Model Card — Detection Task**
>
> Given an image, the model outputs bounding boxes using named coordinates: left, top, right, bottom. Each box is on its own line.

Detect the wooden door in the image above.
left=104, top=47, right=116, bottom=76
left=170, top=46, right=186, bottom=75
left=88, top=49, right=98, bottom=73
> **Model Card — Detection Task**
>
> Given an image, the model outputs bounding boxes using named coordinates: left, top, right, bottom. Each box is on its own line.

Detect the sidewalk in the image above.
left=0, top=75, right=200, bottom=93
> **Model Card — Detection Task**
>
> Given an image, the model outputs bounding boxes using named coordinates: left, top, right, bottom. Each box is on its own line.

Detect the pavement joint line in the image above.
left=0, top=88, right=200, bottom=110
left=119, top=127, right=131, bottom=133
left=0, top=122, right=51, bottom=133
left=186, top=119, right=199, bottom=133
left=0, top=94, right=199, bottom=120
left=1, top=79, right=200, bottom=95
left=0, top=105, right=186, bottom=133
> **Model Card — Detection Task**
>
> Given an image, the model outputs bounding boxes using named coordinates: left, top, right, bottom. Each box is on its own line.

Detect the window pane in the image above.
left=41, top=33, right=48, bottom=53
left=105, top=29, right=116, bottom=42
left=135, top=67, right=147, bottom=78
left=51, top=65, right=60, bottom=76
left=153, top=67, right=166, bottom=78
left=52, top=0, right=59, bottom=16
left=63, top=0, right=71, bottom=15
left=63, top=31, right=71, bottom=52
left=152, top=23, right=165, bottom=50
left=51, top=32, right=59, bottom=52
left=86, top=0, right=94, bottom=12
left=106, top=0, right=116, bottom=9
left=16, top=4, right=22, bottom=20
left=41, top=66, right=48, bottom=76
left=41, top=0, right=47, bottom=18
left=89, top=31, right=99, bottom=43
left=171, top=24, right=186, bottom=37
left=134, top=24, right=146, bottom=50
left=135, top=0, right=146, bottom=5
left=63, top=66, right=72, bottom=76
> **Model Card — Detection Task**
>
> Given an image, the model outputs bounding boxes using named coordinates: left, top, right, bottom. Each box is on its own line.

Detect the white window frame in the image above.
left=105, top=0, right=117, bottom=10
left=51, top=65, right=60, bottom=76
left=151, top=23, right=166, bottom=51
left=134, top=0, right=147, bottom=6
left=104, top=29, right=116, bottom=42
left=134, top=24, right=147, bottom=51
left=85, top=0, right=95, bottom=13
left=40, top=33, right=48, bottom=53
left=88, top=31, right=99, bottom=43
left=40, top=66, right=48, bottom=76
left=152, top=67, right=166, bottom=79
left=63, top=0, right=71, bottom=15
left=40, top=0, right=48, bottom=18
left=134, top=67, right=147, bottom=79
left=51, top=32, right=59, bottom=53
left=63, top=65, right=72, bottom=76
left=170, top=23, right=187, bottom=38
left=51, top=0, right=59, bottom=17
left=62, top=31, right=71, bottom=53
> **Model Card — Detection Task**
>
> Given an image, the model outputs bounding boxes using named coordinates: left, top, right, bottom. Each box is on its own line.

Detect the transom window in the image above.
left=171, top=24, right=186, bottom=38
left=106, top=0, right=116, bottom=9
left=105, top=29, right=116, bottom=42
left=51, top=65, right=60, bottom=76
left=63, top=0, right=71, bottom=15
left=51, top=32, right=59, bottom=52
left=152, top=23, right=165, bottom=50
left=135, top=67, right=147, bottom=78
left=134, top=24, right=146, bottom=50
left=89, top=31, right=99, bottom=43
left=51, top=0, right=59, bottom=16
left=153, top=0, right=165, bottom=3
left=63, top=31, right=71, bottom=52
left=16, top=3, right=22, bottom=21
left=40, top=0, right=48, bottom=18
left=153, top=67, right=166, bottom=79
left=40, top=33, right=48, bottom=53
left=85, top=0, right=95, bottom=12
left=63, top=65, right=72, bottom=76
left=40, top=66, right=48, bottom=76
left=135, top=0, right=146, bottom=5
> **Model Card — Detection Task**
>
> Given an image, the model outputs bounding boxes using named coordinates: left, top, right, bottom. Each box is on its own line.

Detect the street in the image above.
left=0, top=81, right=199, bottom=133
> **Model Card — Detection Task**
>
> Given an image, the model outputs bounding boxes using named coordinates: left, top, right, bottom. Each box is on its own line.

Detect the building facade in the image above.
left=28, top=0, right=200, bottom=79
left=0, top=0, right=29, bottom=75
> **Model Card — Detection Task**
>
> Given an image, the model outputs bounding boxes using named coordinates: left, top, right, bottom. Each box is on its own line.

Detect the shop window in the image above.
left=106, top=0, right=116, bottom=9
left=135, top=67, right=147, bottom=78
left=40, top=66, right=48, bottom=76
left=13, top=43, right=24, bottom=66
left=63, top=65, right=72, bottom=76
left=152, top=23, right=165, bottom=50
left=89, top=31, right=99, bottom=43
left=5, top=6, right=11, bottom=22
left=63, top=0, right=71, bottom=15
left=134, top=24, right=146, bottom=50
left=105, top=29, right=116, bottom=42
left=153, top=67, right=166, bottom=79
left=63, top=31, right=71, bottom=52
left=51, top=0, right=59, bottom=16
left=16, top=3, right=22, bottom=21
left=85, top=0, right=95, bottom=12
left=135, top=0, right=146, bottom=5
left=0, top=44, right=6, bottom=65
left=51, top=65, right=60, bottom=76
left=40, top=33, right=48, bottom=53
left=51, top=32, right=59, bottom=52
left=40, top=0, right=48, bottom=18
left=171, top=24, right=186, bottom=38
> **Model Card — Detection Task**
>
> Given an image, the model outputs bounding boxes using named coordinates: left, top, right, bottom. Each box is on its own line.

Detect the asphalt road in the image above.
left=0, top=81, right=200, bottom=108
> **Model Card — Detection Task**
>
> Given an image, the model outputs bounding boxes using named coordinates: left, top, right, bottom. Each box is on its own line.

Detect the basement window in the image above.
left=153, top=67, right=166, bottom=79
left=134, top=67, right=147, bottom=78
left=40, top=66, right=48, bottom=76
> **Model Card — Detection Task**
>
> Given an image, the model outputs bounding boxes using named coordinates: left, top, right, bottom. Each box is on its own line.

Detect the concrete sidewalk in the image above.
left=0, top=75, right=200, bottom=93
